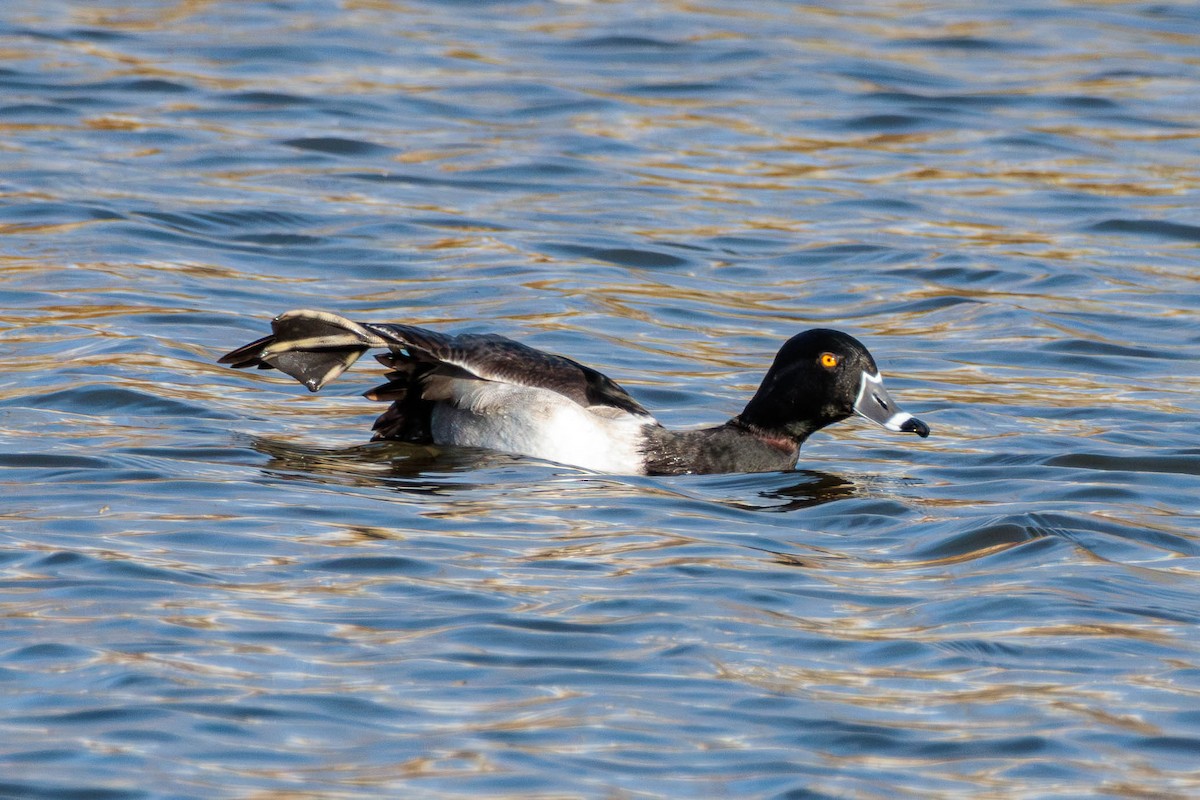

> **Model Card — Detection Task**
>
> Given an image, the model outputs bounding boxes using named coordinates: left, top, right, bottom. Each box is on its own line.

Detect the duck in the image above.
left=219, top=309, right=929, bottom=475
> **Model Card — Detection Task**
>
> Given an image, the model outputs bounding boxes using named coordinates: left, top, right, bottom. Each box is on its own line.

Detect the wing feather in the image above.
left=363, top=322, right=652, bottom=418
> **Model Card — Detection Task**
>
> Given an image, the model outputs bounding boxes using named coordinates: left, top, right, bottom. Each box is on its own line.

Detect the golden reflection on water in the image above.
left=0, top=8, right=1195, bottom=796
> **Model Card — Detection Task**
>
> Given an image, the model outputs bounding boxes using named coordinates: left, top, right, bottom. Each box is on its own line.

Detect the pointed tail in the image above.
left=218, top=310, right=389, bottom=392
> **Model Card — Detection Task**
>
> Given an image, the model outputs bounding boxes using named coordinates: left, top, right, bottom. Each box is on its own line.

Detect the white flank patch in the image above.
left=430, top=380, right=652, bottom=473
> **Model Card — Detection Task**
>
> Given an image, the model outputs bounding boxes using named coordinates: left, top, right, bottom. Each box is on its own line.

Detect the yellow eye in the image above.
left=819, top=352, right=839, bottom=370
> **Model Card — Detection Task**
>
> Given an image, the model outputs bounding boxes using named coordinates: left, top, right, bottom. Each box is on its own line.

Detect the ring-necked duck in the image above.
left=220, top=310, right=929, bottom=475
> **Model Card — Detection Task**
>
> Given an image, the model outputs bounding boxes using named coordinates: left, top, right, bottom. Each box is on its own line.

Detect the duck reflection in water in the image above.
left=249, top=435, right=860, bottom=513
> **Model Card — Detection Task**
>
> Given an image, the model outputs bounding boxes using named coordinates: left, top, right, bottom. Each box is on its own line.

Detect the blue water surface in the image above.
left=2, top=1, right=1200, bottom=798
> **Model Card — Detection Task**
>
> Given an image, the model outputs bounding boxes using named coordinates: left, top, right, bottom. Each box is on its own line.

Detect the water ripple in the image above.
left=3, top=1, right=1200, bottom=798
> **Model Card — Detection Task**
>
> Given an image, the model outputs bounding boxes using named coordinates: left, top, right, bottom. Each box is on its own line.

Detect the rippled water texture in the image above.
left=3, top=1, right=1200, bottom=798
